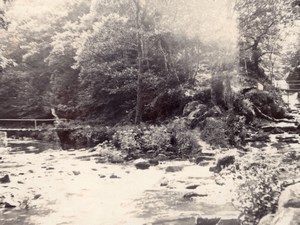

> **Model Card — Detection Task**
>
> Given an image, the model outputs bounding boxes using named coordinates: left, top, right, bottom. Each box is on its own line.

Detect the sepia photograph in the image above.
left=0, top=0, right=300, bottom=224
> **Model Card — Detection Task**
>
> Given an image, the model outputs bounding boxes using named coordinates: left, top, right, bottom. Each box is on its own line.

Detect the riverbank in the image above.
left=1, top=126, right=300, bottom=225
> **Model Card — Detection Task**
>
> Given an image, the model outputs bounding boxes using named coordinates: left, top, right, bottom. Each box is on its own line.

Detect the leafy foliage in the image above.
left=236, top=0, right=296, bottom=82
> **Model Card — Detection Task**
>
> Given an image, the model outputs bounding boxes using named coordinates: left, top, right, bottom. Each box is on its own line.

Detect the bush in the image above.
left=201, top=117, right=228, bottom=147
left=226, top=111, right=247, bottom=147
left=230, top=159, right=283, bottom=225
left=111, top=122, right=200, bottom=158
left=168, top=118, right=200, bottom=157
left=112, top=125, right=142, bottom=153
left=56, top=121, right=116, bottom=149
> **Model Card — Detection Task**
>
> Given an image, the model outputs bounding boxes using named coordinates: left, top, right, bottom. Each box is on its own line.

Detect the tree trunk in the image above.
left=134, top=0, right=143, bottom=124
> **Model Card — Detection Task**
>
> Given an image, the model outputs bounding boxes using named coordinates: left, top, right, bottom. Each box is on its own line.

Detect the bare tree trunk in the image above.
left=133, top=0, right=143, bottom=124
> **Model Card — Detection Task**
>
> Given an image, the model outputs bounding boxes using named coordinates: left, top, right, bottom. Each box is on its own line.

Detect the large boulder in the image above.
left=134, top=159, right=150, bottom=170
left=259, top=183, right=300, bottom=225
left=210, top=155, right=235, bottom=173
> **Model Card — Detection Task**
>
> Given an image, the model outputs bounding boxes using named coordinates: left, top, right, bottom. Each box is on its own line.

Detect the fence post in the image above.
left=34, top=120, right=37, bottom=129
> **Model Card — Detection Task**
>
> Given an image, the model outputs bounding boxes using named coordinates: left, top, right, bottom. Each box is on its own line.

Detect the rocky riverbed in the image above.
left=0, top=138, right=241, bottom=225
left=1, top=129, right=300, bottom=225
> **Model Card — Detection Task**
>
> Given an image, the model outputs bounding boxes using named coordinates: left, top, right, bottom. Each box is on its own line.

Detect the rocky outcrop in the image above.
left=258, top=182, right=300, bottom=225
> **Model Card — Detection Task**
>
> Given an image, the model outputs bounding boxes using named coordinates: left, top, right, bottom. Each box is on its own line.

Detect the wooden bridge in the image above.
left=0, top=118, right=68, bottom=132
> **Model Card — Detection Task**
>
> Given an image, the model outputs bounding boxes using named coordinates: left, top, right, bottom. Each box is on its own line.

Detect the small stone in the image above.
left=46, top=167, right=55, bottom=170
left=183, top=192, right=208, bottom=199
left=17, top=181, right=24, bottom=184
left=99, top=175, right=106, bottom=178
left=186, top=184, right=199, bottom=189
left=198, top=162, right=210, bottom=167
left=110, top=174, right=120, bottom=179
left=72, top=171, right=80, bottom=176
left=0, top=175, right=10, bottom=184
left=215, top=178, right=225, bottom=186
left=4, top=202, right=16, bottom=208
left=28, top=170, right=34, bottom=173
left=33, top=194, right=42, bottom=200
left=165, top=166, right=183, bottom=173
left=160, top=179, right=168, bottom=187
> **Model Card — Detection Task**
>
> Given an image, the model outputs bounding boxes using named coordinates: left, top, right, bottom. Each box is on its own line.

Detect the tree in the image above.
left=236, top=0, right=294, bottom=82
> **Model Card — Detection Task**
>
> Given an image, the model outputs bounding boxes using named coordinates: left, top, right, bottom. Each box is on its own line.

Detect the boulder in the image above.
left=134, top=159, right=150, bottom=170
left=156, top=154, right=168, bottom=161
left=259, top=183, right=300, bottom=225
left=186, top=184, right=199, bottom=189
left=110, top=174, right=121, bottom=179
left=148, top=159, right=159, bottom=166
left=110, top=155, right=125, bottom=164
left=195, top=156, right=215, bottom=164
left=211, top=155, right=235, bottom=173
left=4, top=202, right=16, bottom=208
left=183, top=192, right=208, bottom=199
left=278, top=183, right=300, bottom=209
left=0, top=175, right=10, bottom=184
left=271, top=208, right=300, bottom=225
left=72, top=171, right=80, bottom=176
left=258, top=214, right=275, bottom=225
left=165, top=165, right=183, bottom=173
left=196, top=217, right=220, bottom=225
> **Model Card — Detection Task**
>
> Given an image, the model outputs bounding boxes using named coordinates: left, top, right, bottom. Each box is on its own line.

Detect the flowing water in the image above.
left=0, top=139, right=238, bottom=225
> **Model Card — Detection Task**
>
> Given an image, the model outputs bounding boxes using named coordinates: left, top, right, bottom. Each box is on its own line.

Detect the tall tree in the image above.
left=236, top=0, right=294, bottom=82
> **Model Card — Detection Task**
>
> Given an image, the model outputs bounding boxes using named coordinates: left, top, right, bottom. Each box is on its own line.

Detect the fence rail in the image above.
left=0, top=119, right=67, bottom=130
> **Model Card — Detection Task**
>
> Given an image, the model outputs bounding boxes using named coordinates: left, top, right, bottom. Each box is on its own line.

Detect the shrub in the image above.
left=226, top=111, right=247, bottom=147
left=111, top=122, right=200, bottom=158
left=139, top=125, right=171, bottom=153
left=112, top=125, right=142, bottom=153
left=168, top=118, right=200, bottom=157
left=230, top=158, right=283, bottom=225
left=200, top=117, right=228, bottom=147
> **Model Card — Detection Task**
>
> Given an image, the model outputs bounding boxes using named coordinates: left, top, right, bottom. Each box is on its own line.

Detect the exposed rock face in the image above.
left=259, top=183, right=300, bottom=225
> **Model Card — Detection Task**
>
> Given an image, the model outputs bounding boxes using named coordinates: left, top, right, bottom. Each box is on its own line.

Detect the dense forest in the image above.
left=0, top=0, right=300, bottom=225
left=0, top=0, right=296, bottom=120
left=0, top=0, right=299, bottom=144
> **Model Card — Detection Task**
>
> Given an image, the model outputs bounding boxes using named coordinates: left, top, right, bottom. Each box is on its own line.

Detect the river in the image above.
left=0, top=139, right=239, bottom=225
